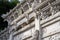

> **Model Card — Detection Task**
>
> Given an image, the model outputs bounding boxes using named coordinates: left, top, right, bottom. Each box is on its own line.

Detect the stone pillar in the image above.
left=33, top=10, right=42, bottom=40
left=35, top=15, right=40, bottom=30
left=35, top=15, right=42, bottom=40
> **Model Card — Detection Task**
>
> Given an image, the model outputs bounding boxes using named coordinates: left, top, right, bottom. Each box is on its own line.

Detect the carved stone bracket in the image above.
left=21, top=5, right=24, bottom=12
left=27, top=2, right=31, bottom=8
left=24, top=13, right=29, bottom=24
left=33, top=10, right=40, bottom=18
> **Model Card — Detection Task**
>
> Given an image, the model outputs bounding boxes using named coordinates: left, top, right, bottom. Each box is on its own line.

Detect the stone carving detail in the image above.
left=32, top=30, right=39, bottom=40
left=10, top=16, right=14, bottom=22
left=14, top=12, right=18, bottom=19
left=44, top=34, right=60, bottom=40
left=40, top=11, right=49, bottom=20
left=23, top=4, right=29, bottom=12
left=53, top=6, right=60, bottom=13
left=32, top=0, right=39, bottom=9
left=1, top=0, right=60, bottom=40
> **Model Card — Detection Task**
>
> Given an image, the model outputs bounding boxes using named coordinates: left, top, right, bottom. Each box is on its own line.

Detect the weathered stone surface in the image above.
left=1, top=0, right=60, bottom=40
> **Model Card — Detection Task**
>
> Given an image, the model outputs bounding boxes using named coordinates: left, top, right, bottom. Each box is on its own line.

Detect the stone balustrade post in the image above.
left=32, top=10, right=42, bottom=40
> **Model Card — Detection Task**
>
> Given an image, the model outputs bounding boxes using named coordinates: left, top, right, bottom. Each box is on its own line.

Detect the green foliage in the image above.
left=0, top=0, right=20, bottom=15
left=0, top=0, right=20, bottom=30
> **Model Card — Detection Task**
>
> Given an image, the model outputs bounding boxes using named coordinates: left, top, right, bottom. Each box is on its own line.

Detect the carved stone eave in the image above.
left=33, top=0, right=55, bottom=10
left=13, top=12, right=60, bottom=36
left=11, top=8, right=33, bottom=25
left=3, top=0, right=60, bottom=26
left=13, top=21, right=34, bottom=36
left=3, top=1, right=25, bottom=18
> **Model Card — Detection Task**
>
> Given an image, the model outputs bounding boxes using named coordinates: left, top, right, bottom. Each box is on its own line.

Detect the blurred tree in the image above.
left=0, top=0, right=20, bottom=30
left=0, top=0, right=20, bottom=15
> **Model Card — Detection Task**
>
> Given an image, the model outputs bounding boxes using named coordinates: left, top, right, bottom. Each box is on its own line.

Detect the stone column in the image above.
left=35, top=15, right=42, bottom=40
left=32, top=10, right=42, bottom=40
left=35, top=14, right=40, bottom=30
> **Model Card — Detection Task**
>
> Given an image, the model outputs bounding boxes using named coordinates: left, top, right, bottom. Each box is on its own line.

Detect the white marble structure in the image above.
left=0, top=0, right=60, bottom=40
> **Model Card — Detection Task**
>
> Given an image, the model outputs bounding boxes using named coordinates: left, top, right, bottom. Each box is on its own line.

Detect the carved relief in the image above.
left=23, top=4, right=29, bottom=12
left=10, top=16, right=14, bottom=22
left=49, top=34, right=60, bottom=40
left=18, top=8, right=23, bottom=15
left=32, top=30, right=39, bottom=40
left=40, top=11, right=50, bottom=20
left=43, top=33, right=60, bottom=40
